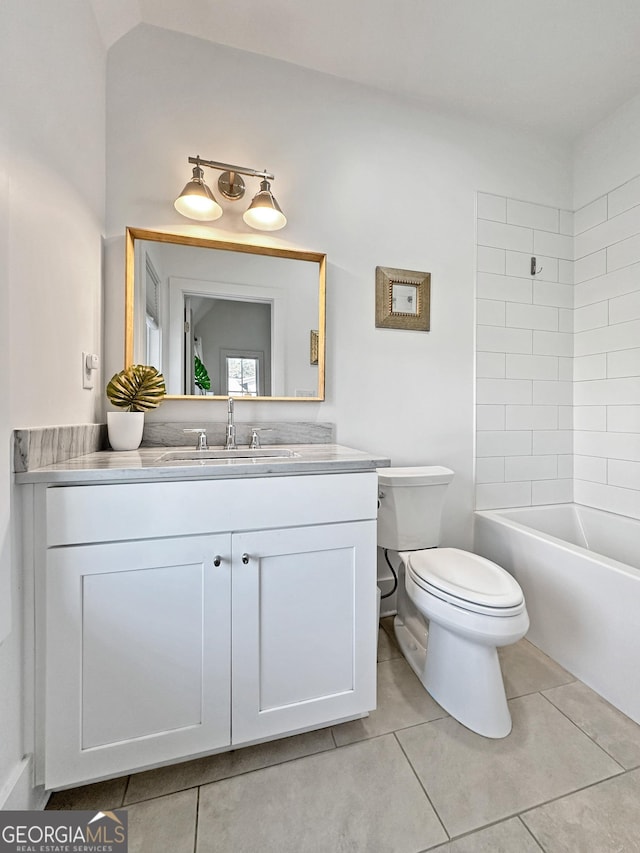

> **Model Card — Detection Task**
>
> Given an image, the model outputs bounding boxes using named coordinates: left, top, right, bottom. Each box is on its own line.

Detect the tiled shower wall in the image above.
left=476, top=179, right=640, bottom=520
left=573, top=178, right=640, bottom=520
left=475, top=193, right=574, bottom=510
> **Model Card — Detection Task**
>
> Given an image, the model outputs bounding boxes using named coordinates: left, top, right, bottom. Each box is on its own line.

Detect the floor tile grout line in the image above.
left=508, top=766, right=631, bottom=831
left=505, top=678, right=576, bottom=703
left=193, top=785, right=200, bottom=853
left=537, top=690, right=629, bottom=772
left=392, top=730, right=451, bottom=844
left=122, top=742, right=339, bottom=807
left=517, top=813, right=547, bottom=852
left=120, top=774, right=132, bottom=807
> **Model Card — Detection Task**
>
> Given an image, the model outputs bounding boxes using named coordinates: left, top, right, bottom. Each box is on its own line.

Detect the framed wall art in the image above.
left=375, top=266, right=431, bottom=331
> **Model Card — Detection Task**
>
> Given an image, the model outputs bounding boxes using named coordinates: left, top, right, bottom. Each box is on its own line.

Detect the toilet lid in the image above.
left=406, top=548, right=524, bottom=609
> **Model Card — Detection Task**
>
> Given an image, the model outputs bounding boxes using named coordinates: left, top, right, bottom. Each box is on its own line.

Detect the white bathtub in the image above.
left=474, top=503, right=640, bottom=724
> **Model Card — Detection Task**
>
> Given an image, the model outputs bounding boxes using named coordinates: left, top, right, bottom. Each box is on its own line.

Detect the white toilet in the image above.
left=377, top=465, right=529, bottom=738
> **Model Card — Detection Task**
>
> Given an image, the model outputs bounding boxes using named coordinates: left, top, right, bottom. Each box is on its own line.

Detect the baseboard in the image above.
left=0, top=756, right=48, bottom=811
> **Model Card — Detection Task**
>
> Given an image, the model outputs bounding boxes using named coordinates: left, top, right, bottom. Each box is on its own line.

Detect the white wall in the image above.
left=0, top=0, right=106, bottom=808
left=573, top=93, right=640, bottom=211
left=105, top=24, right=572, bottom=547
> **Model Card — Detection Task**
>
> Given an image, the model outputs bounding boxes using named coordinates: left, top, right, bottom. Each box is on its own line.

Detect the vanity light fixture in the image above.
left=174, top=156, right=287, bottom=231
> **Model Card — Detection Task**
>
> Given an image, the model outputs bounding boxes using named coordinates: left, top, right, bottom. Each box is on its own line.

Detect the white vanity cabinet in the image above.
left=35, top=471, right=377, bottom=789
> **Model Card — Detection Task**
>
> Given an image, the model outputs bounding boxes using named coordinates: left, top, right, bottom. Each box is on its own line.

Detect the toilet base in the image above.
left=394, top=615, right=512, bottom=739
left=425, top=622, right=512, bottom=738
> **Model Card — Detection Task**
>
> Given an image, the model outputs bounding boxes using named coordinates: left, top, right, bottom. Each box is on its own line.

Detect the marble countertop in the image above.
left=15, top=444, right=390, bottom=485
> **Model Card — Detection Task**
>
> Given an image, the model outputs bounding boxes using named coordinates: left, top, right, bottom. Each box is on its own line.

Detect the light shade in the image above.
left=242, top=179, right=287, bottom=231
left=174, top=165, right=223, bottom=221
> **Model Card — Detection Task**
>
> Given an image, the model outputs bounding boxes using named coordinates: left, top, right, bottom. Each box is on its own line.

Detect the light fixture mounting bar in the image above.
left=188, top=156, right=274, bottom=181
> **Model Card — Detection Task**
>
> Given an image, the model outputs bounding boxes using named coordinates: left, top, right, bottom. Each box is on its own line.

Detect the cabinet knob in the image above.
left=241, top=553, right=250, bottom=564
left=213, top=555, right=222, bottom=567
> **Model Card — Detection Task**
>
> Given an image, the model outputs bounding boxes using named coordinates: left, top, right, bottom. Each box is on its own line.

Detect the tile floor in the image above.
left=47, top=617, right=640, bottom=852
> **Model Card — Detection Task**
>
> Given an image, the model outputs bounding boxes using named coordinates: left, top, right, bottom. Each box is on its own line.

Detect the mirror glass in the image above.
left=125, top=228, right=325, bottom=400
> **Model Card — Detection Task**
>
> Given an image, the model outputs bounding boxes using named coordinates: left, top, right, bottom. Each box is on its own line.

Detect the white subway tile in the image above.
left=505, top=405, right=558, bottom=430
left=533, top=430, right=572, bottom=454
left=476, top=404, right=506, bottom=430
left=575, top=319, right=640, bottom=356
left=607, top=347, right=640, bottom=378
left=574, top=261, right=640, bottom=307
left=506, top=251, right=558, bottom=282
left=574, top=377, right=640, bottom=406
left=574, top=430, right=640, bottom=462
left=574, top=301, right=608, bottom=332
left=559, top=210, right=574, bottom=236
left=558, top=358, right=573, bottom=381
left=609, top=289, right=640, bottom=324
left=574, top=196, right=607, bottom=235
left=477, top=245, right=506, bottom=274
left=476, top=352, right=506, bottom=378
left=476, top=378, right=532, bottom=405
left=477, top=325, right=532, bottom=354
left=476, top=457, right=505, bottom=484
left=507, top=199, right=559, bottom=232
left=574, top=455, right=607, bottom=483
left=558, top=309, right=573, bottom=333
left=607, top=405, right=640, bottom=432
left=505, top=354, right=558, bottom=380
left=534, top=231, right=573, bottom=261
left=475, top=481, right=532, bottom=510
left=533, top=281, right=573, bottom=308
left=575, top=251, right=607, bottom=283
left=477, top=193, right=507, bottom=222
left=608, top=458, right=640, bottom=490
left=608, top=175, right=640, bottom=218
left=506, top=303, right=558, bottom=331
left=574, top=353, right=607, bottom=381
left=477, top=299, right=506, bottom=326
left=573, top=249, right=607, bottom=284
left=557, top=456, right=573, bottom=478
left=477, top=272, right=532, bottom=303
left=476, top=431, right=532, bottom=457
left=533, top=330, right=573, bottom=357
left=532, top=479, right=573, bottom=505
left=574, top=480, right=640, bottom=520
left=575, top=203, right=640, bottom=258
left=558, top=407, right=573, bottom=429
left=477, top=219, right=534, bottom=253
left=558, top=260, right=574, bottom=284
left=505, top=455, right=557, bottom=481
left=533, top=380, right=572, bottom=405
left=574, top=406, right=607, bottom=431
left=607, top=233, right=640, bottom=272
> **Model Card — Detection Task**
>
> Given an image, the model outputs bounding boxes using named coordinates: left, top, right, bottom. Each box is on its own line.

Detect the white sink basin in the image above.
left=155, top=447, right=299, bottom=464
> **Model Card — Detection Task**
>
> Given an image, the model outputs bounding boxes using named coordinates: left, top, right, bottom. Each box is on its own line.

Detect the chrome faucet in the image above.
left=225, top=398, right=237, bottom=450
left=183, top=428, right=208, bottom=450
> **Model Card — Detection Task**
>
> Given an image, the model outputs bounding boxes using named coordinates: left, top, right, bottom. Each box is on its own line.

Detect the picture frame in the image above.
left=310, top=329, right=319, bottom=365
left=375, top=266, right=431, bottom=331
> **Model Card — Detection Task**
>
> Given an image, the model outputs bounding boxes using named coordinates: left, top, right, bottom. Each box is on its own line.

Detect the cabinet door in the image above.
left=232, top=521, right=377, bottom=744
left=45, top=535, right=231, bottom=789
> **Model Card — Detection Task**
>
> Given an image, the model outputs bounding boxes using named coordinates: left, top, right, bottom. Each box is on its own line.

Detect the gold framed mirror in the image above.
left=125, top=228, right=326, bottom=401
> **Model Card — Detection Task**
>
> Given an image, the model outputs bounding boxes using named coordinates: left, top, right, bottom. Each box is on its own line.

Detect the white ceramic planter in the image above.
left=107, top=411, right=144, bottom=451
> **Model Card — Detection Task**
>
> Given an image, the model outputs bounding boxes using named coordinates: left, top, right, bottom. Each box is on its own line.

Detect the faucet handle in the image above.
left=183, top=428, right=208, bottom=450
left=249, top=427, right=272, bottom=449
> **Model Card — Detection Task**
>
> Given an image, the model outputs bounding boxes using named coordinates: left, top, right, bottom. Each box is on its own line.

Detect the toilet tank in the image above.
left=376, top=466, right=454, bottom=551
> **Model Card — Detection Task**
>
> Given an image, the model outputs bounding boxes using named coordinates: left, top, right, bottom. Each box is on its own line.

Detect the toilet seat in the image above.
left=405, top=548, right=525, bottom=617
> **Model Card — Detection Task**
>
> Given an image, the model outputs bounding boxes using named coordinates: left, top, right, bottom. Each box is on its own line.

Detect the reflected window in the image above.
left=224, top=352, right=263, bottom=396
